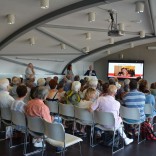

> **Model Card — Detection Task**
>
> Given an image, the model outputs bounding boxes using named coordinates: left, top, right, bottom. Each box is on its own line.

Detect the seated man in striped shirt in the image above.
left=123, top=79, right=145, bottom=135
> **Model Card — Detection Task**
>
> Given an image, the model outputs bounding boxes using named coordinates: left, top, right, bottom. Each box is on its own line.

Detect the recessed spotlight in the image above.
left=7, top=14, right=15, bottom=24
left=88, top=12, right=96, bottom=22
left=135, top=2, right=144, bottom=13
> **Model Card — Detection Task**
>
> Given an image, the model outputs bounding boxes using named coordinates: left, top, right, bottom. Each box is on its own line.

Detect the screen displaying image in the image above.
left=108, top=60, right=144, bottom=79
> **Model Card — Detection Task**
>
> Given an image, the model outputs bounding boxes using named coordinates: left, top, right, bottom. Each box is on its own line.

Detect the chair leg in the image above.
left=79, top=142, right=82, bottom=156
left=137, top=124, right=145, bottom=144
left=41, top=137, right=45, bottom=156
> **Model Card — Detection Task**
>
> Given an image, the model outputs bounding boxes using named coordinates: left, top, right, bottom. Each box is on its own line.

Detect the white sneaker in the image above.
left=34, top=141, right=46, bottom=148
left=124, top=138, right=133, bottom=145
left=32, top=138, right=37, bottom=144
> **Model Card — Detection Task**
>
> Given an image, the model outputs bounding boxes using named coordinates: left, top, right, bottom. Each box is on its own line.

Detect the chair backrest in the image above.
left=44, top=121, right=65, bottom=142
left=26, top=116, right=44, bottom=133
left=11, top=110, right=26, bottom=127
left=94, top=111, right=115, bottom=128
left=120, top=105, right=140, bottom=120
left=45, top=100, right=59, bottom=114
left=1, top=107, right=11, bottom=121
left=59, top=103, right=74, bottom=118
left=74, top=106, right=93, bottom=124
left=144, top=104, right=153, bottom=115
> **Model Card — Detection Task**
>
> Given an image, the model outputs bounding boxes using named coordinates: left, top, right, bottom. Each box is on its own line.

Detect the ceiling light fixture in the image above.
left=29, top=37, right=35, bottom=45
left=83, top=46, right=90, bottom=53
left=85, top=32, right=91, bottom=40
left=7, top=14, right=15, bottom=24
left=130, top=42, right=134, bottom=48
left=118, top=23, right=125, bottom=31
left=40, top=0, right=49, bottom=9
left=88, top=12, right=96, bottom=22
left=135, top=1, right=144, bottom=13
left=60, top=43, right=66, bottom=50
left=109, top=38, right=114, bottom=44
left=139, top=30, right=145, bottom=38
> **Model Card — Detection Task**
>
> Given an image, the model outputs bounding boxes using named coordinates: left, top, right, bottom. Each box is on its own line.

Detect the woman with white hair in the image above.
left=0, top=78, right=14, bottom=108
left=63, top=81, right=81, bottom=105
left=82, top=79, right=100, bottom=101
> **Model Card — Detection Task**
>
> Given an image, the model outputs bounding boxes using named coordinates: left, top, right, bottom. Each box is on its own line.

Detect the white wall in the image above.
left=0, top=58, right=93, bottom=80
left=94, top=42, right=156, bottom=84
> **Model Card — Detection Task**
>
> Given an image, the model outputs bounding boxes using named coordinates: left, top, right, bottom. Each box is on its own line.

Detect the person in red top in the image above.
left=25, top=86, right=53, bottom=123
left=25, top=86, right=54, bottom=147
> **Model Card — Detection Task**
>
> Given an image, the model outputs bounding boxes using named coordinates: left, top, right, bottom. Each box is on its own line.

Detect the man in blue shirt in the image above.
left=123, top=80, right=145, bottom=123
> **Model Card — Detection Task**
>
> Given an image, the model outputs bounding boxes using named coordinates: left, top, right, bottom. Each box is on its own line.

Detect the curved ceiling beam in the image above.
left=0, top=0, right=118, bottom=52
left=61, top=36, right=156, bottom=74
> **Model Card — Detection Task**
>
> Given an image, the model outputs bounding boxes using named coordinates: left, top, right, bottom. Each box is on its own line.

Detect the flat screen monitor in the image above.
left=108, top=60, right=144, bottom=79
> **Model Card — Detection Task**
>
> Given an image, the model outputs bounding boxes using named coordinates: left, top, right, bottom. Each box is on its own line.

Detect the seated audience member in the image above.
left=46, top=79, right=58, bottom=101
left=57, top=82, right=65, bottom=102
left=53, top=76, right=59, bottom=83
left=25, top=86, right=62, bottom=149
left=64, top=80, right=72, bottom=92
left=123, top=80, right=145, bottom=123
left=25, top=86, right=53, bottom=123
left=139, top=80, right=156, bottom=118
left=80, top=79, right=87, bottom=92
left=119, top=79, right=130, bottom=101
left=45, top=77, right=51, bottom=90
left=100, top=82, right=109, bottom=96
left=63, top=81, right=81, bottom=105
left=84, top=65, right=97, bottom=76
left=150, top=82, right=156, bottom=97
left=123, top=80, right=145, bottom=136
left=90, top=85, right=133, bottom=145
left=11, top=85, right=27, bottom=131
left=0, top=78, right=14, bottom=108
left=83, top=79, right=100, bottom=100
left=37, top=78, right=46, bottom=87
left=77, top=88, right=96, bottom=135
left=74, top=75, right=80, bottom=81
left=25, top=86, right=54, bottom=147
left=10, top=77, right=21, bottom=99
left=108, top=77, right=115, bottom=85
left=78, top=88, right=96, bottom=108
left=11, top=85, right=27, bottom=113
left=97, top=80, right=104, bottom=92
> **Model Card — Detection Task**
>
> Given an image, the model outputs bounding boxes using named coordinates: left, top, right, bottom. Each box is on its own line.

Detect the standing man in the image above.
left=84, top=65, right=97, bottom=76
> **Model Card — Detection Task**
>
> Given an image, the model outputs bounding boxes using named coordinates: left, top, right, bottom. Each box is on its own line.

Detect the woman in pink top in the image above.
left=89, top=85, right=133, bottom=146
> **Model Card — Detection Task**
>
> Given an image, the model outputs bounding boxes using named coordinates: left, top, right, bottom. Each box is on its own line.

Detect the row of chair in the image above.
left=0, top=102, right=154, bottom=155
left=0, top=107, right=82, bottom=156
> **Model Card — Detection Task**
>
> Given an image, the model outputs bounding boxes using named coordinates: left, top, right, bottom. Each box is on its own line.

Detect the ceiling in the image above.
left=0, top=0, right=156, bottom=74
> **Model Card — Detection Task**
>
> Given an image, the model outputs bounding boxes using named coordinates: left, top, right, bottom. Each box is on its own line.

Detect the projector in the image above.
left=108, top=30, right=125, bottom=37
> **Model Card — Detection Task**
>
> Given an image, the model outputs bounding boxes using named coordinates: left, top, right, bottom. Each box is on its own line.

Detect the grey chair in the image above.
left=45, top=100, right=59, bottom=115
left=93, top=111, right=124, bottom=154
left=44, top=121, right=83, bottom=156
left=0, top=107, right=12, bottom=141
left=74, top=106, right=94, bottom=146
left=10, top=110, right=28, bottom=153
left=26, top=116, right=45, bottom=156
left=120, top=105, right=145, bottom=144
left=59, top=103, right=74, bottom=121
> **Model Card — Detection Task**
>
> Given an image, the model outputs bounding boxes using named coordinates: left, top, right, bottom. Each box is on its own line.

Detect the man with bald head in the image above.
left=90, top=85, right=133, bottom=145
